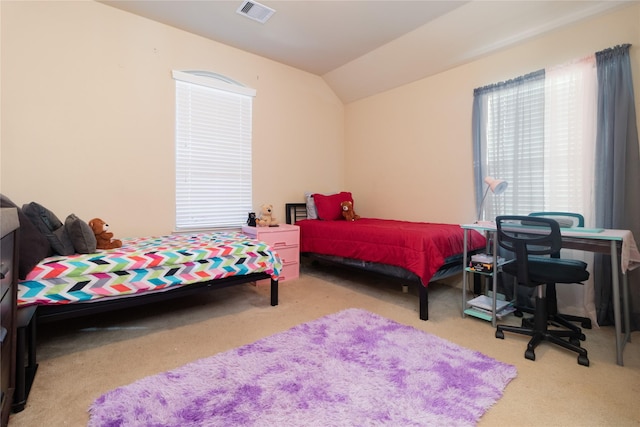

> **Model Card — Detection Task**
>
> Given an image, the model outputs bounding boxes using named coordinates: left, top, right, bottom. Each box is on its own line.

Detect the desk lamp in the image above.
left=477, top=176, right=508, bottom=222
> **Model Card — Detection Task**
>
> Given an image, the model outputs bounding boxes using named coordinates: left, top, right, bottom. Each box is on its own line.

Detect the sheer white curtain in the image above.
left=474, top=56, right=598, bottom=323
left=544, top=56, right=597, bottom=323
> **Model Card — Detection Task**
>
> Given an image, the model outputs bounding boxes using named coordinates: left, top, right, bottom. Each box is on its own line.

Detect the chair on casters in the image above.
left=528, top=212, right=592, bottom=332
left=494, top=215, right=590, bottom=366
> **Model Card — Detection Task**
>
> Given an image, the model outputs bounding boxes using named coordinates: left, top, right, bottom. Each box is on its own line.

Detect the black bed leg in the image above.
left=419, top=285, right=428, bottom=321
left=270, top=279, right=279, bottom=306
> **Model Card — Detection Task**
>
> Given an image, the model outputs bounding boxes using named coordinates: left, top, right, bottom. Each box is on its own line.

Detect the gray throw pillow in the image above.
left=65, top=214, right=97, bottom=254
left=0, top=194, right=53, bottom=278
left=22, top=202, right=75, bottom=256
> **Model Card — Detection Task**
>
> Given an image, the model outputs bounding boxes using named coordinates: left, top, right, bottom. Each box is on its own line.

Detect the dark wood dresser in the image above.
left=0, top=208, right=19, bottom=426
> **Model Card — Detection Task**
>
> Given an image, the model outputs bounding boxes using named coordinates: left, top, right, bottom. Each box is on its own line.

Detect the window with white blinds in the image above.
left=480, top=57, right=596, bottom=224
left=173, top=70, right=256, bottom=230
left=484, top=76, right=545, bottom=220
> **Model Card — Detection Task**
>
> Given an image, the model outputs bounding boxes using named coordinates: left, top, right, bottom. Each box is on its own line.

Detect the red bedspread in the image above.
left=297, top=218, right=486, bottom=285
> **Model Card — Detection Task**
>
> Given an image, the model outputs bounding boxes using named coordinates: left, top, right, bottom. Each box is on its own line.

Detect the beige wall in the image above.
left=0, top=0, right=344, bottom=237
left=2, top=2, right=639, bottom=237
left=345, top=3, right=640, bottom=224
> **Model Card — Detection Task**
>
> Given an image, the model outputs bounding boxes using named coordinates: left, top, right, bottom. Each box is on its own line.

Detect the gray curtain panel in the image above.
left=593, top=44, right=640, bottom=330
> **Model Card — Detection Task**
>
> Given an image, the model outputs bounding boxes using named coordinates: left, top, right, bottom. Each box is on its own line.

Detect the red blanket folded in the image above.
left=298, top=218, right=486, bottom=285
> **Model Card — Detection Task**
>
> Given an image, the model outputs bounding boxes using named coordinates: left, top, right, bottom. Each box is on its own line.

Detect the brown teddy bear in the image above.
left=89, top=218, right=123, bottom=249
left=341, top=201, right=360, bottom=221
left=257, top=204, right=278, bottom=227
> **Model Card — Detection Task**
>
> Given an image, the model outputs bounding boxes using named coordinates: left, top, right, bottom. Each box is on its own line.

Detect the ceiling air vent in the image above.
left=236, top=0, right=275, bottom=24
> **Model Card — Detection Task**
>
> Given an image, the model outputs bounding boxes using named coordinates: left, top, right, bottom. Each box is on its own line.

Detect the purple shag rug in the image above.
left=88, top=309, right=516, bottom=426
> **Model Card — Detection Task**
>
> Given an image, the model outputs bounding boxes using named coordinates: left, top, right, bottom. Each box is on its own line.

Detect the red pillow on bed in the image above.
left=313, top=192, right=353, bottom=220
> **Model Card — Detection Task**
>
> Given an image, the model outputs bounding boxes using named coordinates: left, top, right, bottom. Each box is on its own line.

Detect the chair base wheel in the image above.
left=578, top=355, right=590, bottom=366
left=496, top=330, right=504, bottom=339
left=570, top=337, right=581, bottom=346
left=525, top=349, right=536, bottom=361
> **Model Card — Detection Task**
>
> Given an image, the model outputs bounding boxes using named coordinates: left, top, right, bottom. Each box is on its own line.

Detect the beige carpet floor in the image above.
left=8, top=259, right=640, bottom=426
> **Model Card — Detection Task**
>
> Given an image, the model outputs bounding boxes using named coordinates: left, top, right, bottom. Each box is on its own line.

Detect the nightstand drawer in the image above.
left=0, top=334, right=9, bottom=412
left=278, top=262, right=300, bottom=282
left=279, top=261, right=299, bottom=282
left=256, top=261, right=299, bottom=285
left=242, top=225, right=299, bottom=247
left=0, top=208, right=18, bottom=426
left=0, top=233, right=14, bottom=301
left=258, top=230, right=298, bottom=248
left=0, top=291, right=12, bottom=398
left=273, top=246, right=299, bottom=265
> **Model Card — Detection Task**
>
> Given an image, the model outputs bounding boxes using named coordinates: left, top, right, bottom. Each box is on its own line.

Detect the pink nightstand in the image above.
left=242, top=223, right=300, bottom=284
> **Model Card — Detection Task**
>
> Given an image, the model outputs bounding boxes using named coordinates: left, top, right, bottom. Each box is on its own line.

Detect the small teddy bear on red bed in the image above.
left=341, top=201, right=360, bottom=221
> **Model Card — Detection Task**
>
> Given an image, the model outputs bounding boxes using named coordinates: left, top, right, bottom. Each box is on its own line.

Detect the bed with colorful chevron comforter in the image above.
left=18, top=231, right=282, bottom=310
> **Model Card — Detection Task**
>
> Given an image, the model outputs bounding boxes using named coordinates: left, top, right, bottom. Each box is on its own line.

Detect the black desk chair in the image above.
left=528, top=212, right=592, bottom=333
left=495, top=216, right=590, bottom=366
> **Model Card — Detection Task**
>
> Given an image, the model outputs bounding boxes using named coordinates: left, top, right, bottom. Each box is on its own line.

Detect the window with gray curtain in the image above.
left=472, top=60, right=597, bottom=222
left=472, top=63, right=598, bottom=324
left=473, top=44, right=640, bottom=331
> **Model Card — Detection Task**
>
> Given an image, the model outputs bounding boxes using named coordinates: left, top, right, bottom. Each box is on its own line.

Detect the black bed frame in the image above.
left=286, top=203, right=473, bottom=321
left=15, top=253, right=278, bottom=414
left=34, top=274, right=278, bottom=324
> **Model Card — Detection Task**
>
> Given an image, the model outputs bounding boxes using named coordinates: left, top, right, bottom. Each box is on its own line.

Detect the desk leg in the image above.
left=461, top=229, right=468, bottom=318
left=610, top=241, right=623, bottom=366
left=623, top=272, right=631, bottom=344
left=491, top=231, right=498, bottom=328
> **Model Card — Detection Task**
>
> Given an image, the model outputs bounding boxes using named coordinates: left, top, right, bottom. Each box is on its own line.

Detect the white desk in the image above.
left=461, top=222, right=638, bottom=366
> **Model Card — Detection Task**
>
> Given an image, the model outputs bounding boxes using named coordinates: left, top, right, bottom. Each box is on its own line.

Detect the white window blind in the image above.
left=482, top=57, right=596, bottom=223
left=173, top=70, right=256, bottom=230
left=485, top=77, right=545, bottom=220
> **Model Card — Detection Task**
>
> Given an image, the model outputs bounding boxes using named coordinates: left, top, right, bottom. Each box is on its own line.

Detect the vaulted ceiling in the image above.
left=101, top=1, right=631, bottom=103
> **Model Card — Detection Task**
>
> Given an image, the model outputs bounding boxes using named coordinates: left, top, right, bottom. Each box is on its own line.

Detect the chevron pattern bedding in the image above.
left=18, top=231, right=282, bottom=307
